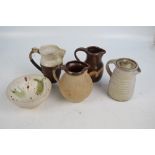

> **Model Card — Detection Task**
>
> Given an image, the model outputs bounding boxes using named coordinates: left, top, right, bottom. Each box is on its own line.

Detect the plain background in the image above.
left=0, top=26, right=155, bottom=129
left=1, top=0, right=155, bottom=155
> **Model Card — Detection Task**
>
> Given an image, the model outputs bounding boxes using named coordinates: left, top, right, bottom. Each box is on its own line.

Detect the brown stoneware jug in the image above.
left=29, top=45, right=65, bottom=83
left=74, top=46, right=106, bottom=82
left=53, top=61, right=93, bottom=103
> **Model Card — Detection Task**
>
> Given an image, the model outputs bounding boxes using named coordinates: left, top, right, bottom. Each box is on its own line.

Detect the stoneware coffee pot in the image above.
left=53, top=61, right=93, bottom=103
left=74, top=46, right=106, bottom=82
left=106, top=58, right=141, bottom=102
left=29, top=45, right=65, bottom=83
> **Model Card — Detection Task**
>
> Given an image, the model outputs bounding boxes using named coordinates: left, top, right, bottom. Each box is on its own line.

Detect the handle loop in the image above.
left=53, top=65, right=66, bottom=82
left=74, top=47, right=88, bottom=62
left=106, top=59, right=117, bottom=77
left=29, top=48, right=42, bottom=72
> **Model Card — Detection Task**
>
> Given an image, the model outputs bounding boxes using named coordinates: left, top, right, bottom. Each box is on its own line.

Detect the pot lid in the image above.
left=116, top=58, right=138, bottom=71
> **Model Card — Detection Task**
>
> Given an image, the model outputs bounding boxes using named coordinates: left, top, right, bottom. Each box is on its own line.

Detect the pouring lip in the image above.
left=116, top=58, right=139, bottom=72
left=39, top=44, right=65, bottom=55
left=65, top=60, right=89, bottom=75
left=87, top=46, right=106, bottom=55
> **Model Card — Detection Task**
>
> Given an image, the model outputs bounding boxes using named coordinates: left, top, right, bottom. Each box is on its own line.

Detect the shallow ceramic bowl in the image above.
left=7, top=74, right=52, bottom=109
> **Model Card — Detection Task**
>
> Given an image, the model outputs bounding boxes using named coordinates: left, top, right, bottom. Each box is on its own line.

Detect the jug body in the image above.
left=74, top=46, right=106, bottom=82
left=53, top=61, right=93, bottom=103
left=29, top=45, right=65, bottom=83
left=106, top=58, right=141, bottom=101
left=40, top=64, right=61, bottom=83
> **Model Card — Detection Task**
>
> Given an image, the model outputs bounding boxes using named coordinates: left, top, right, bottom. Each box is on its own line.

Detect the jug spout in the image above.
left=101, top=48, right=106, bottom=54
left=59, top=48, right=65, bottom=58
left=135, top=66, right=141, bottom=74
left=99, top=50, right=106, bottom=57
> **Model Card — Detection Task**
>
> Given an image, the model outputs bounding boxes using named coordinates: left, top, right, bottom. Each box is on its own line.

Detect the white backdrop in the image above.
left=0, top=26, right=155, bottom=128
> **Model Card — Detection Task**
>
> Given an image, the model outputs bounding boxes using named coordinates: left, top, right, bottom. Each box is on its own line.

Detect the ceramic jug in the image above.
left=106, top=58, right=141, bottom=101
left=74, top=46, right=106, bottom=82
left=53, top=61, right=93, bottom=103
left=29, top=45, right=65, bottom=83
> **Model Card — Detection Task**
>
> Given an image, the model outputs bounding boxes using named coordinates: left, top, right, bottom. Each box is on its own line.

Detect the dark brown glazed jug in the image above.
left=29, top=45, right=65, bottom=83
left=74, top=46, right=106, bottom=82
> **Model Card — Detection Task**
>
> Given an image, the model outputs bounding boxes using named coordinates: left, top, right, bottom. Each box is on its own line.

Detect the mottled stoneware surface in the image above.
left=53, top=61, right=93, bottom=103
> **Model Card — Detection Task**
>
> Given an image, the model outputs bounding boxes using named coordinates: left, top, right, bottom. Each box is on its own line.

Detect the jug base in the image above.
left=108, top=92, right=132, bottom=102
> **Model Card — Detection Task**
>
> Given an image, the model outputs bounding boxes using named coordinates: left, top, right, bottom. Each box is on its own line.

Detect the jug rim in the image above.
left=87, top=46, right=106, bottom=55
left=116, top=58, right=139, bottom=72
left=39, top=44, right=65, bottom=55
left=65, top=61, right=89, bottom=75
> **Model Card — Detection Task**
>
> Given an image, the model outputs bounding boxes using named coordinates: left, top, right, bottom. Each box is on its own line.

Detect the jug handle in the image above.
left=29, top=48, right=42, bottom=72
left=53, top=65, right=66, bottom=82
left=106, top=59, right=117, bottom=77
left=74, top=47, right=88, bottom=61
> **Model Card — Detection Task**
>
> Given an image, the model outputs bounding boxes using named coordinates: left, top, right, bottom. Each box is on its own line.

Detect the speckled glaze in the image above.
left=106, top=58, right=141, bottom=102
left=53, top=61, right=93, bottom=103
left=6, top=74, right=51, bottom=108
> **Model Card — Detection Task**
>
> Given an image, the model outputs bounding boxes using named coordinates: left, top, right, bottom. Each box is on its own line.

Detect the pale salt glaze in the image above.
left=106, top=58, right=141, bottom=101
left=29, top=45, right=65, bottom=83
left=39, top=45, right=65, bottom=67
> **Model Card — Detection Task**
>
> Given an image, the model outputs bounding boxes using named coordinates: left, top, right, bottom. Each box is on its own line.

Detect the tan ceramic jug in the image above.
left=106, top=58, right=141, bottom=101
left=53, top=61, right=93, bottom=103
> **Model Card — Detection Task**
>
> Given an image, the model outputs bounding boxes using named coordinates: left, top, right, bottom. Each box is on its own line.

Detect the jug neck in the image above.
left=41, top=54, right=63, bottom=67
left=87, top=53, right=103, bottom=63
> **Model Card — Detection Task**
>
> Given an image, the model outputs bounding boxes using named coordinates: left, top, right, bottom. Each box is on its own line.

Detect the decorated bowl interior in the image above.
left=7, top=74, right=51, bottom=108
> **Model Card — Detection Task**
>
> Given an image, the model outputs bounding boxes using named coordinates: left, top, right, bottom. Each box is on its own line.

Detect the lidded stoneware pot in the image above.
left=106, top=58, right=141, bottom=102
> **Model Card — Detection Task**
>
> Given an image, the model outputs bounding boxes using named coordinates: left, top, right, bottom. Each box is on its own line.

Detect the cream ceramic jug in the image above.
left=29, top=45, right=65, bottom=83
left=53, top=61, right=93, bottom=103
left=106, top=58, right=141, bottom=101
